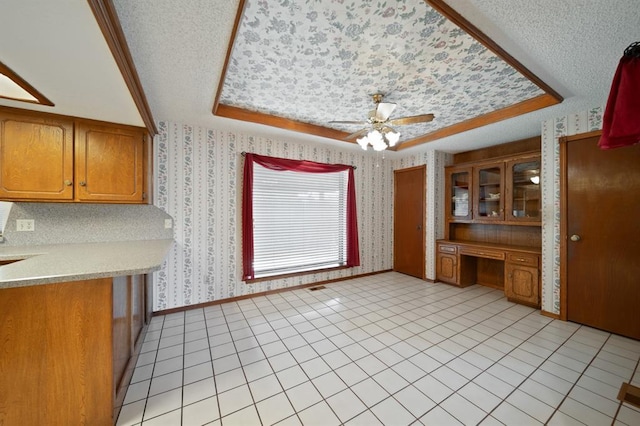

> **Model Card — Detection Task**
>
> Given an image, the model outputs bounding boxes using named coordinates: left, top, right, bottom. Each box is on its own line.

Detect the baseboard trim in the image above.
left=154, top=269, right=393, bottom=316
left=540, top=310, right=561, bottom=320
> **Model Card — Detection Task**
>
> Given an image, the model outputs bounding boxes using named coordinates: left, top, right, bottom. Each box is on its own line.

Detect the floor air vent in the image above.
left=308, top=286, right=326, bottom=291
left=618, top=382, right=640, bottom=409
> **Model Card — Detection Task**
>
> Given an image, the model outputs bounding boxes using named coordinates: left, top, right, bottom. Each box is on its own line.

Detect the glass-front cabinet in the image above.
left=506, top=156, right=541, bottom=222
left=474, top=162, right=504, bottom=220
left=446, top=166, right=472, bottom=220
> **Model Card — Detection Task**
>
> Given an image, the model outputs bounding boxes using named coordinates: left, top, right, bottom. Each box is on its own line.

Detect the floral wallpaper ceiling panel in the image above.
left=216, top=0, right=560, bottom=149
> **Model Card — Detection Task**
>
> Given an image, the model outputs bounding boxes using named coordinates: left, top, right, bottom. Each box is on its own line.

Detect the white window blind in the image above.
left=252, top=163, right=348, bottom=278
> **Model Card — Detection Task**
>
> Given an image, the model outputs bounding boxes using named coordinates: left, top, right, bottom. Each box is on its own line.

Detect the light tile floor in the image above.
left=117, top=272, right=640, bottom=426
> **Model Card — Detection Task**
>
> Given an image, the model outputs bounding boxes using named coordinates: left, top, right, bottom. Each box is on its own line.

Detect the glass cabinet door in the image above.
left=474, top=163, right=504, bottom=220
left=507, top=157, right=541, bottom=221
left=448, top=168, right=472, bottom=220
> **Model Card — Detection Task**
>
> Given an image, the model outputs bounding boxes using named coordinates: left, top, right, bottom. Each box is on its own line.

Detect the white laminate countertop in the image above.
left=0, top=239, right=173, bottom=289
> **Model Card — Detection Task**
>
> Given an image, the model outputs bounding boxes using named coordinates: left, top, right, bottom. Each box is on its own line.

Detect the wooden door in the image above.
left=0, top=111, right=74, bottom=200
left=394, top=165, right=425, bottom=279
left=562, top=132, right=640, bottom=339
left=75, top=122, right=145, bottom=203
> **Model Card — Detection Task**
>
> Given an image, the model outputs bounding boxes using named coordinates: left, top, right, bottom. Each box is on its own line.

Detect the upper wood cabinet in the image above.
left=75, top=122, right=145, bottom=203
left=0, top=111, right=74, bottom=200
left=473, top=161, right=505, bottom=221
left=505, top=155, right=541, bottom=222
left=446, top=166, right=472, bottom=221
left=0, top=107, right=148, bottom=203
left=445, top=153, right=540, bottom=225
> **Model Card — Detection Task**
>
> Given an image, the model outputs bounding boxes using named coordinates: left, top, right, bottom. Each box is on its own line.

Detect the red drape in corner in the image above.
left=599, top=55, right=640, bottom=149
left=242, top=153, right=360, bottom=281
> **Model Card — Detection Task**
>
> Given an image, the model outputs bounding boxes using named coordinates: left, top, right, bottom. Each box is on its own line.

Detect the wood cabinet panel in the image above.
left=505, top=155, right=541, bottom=222
left=75, top=122, right=145, bottom=202
left=0, top=112, right=74, bottom=200
left=473, top=162, right=505, bottom=221
left=458, top=246, right=505, bottom=260
left=506, top=252, right=539, bottom=267
left=505, top=263, right=539, bottom=307
left=0, top=106, right=147, bottom=204
left=113, top=276, right=131, bottom=394
left=0, top=275, right=150, bottom=424
left=436, top=251, right=458, bottom=284
left=445, top=151, right=541, bottom=228
left=0, top=279, right=113, bottom=425
left=445, top=166, right=472, bottom=222
left=436, top=239, right=540, bottom=307
left=131, top=275, right=144, bottom=345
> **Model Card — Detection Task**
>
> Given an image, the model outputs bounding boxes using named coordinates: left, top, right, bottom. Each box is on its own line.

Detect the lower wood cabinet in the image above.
left=505, top=264, right=539, bottom=306
left=505, top=254, right=540, bottom=307
left=436, top=243, right=458, bottom=285
left=436, top=240, right=541, bottom=308
left=0, top=275, right=149, bottom=425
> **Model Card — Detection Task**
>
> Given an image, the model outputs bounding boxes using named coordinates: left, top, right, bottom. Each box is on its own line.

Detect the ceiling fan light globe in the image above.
left=385, top=130, right=400, bottom=147
left=367, top=130, right=384, bottom=144
left=356, top=136, right=369, bottom=150
left=372, top=142, right=387, bottom=151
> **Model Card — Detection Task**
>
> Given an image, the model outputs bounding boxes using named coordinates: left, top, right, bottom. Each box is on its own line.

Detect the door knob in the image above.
left=570, top=234, right=581, bottom=242
left=64, top=180, right=72, bottom=186
left=417, top=225, right=422, bottom=230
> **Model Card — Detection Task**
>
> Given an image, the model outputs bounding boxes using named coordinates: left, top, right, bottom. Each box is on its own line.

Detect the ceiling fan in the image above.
left=330, top=93, right=435, bottom=151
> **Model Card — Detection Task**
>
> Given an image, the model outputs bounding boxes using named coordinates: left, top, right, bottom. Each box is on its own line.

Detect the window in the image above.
left=242, top=154, right=359, bottom=281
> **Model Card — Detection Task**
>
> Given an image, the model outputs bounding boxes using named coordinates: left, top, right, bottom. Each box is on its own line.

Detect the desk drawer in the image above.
left=507, top=253, right=539, bottom=266
left=459, top=247, right=505, bottom=260
left=438, top=244, right=457, bottom=254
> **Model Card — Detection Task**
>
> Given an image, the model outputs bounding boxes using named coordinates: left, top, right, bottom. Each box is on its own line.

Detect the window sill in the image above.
left=244, top=265, right=351, bottom=284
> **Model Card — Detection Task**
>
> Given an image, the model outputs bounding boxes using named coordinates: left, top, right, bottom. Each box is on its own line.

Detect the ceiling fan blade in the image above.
left=329, top=120, right=368, bottom=125
left=380, top=125, right=399, bottom=134
left=375, top=102, right=396, bottom=122
left=345, top=128, right=369, bottom=140
left=387, top=113, right=435, bottom=126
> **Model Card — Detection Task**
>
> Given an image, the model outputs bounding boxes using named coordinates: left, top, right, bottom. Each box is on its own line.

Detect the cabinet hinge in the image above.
left=142, top=192, right=147, bottom=200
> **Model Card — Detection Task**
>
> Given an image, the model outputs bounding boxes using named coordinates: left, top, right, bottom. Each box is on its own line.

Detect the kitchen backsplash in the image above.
left=2, top=202, right=173, bottom=246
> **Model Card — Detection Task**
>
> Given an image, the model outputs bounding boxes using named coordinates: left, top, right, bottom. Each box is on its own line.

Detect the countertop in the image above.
left=0, top=239, right=173, bottom=289
left=437, top=239, right=541, bottom=254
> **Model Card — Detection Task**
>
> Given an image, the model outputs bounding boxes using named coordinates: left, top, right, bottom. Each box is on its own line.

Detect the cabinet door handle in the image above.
left=79, top=181, right=87, bottom=187
left=516, top=257, right=525, bottom=262
left=64, top=180, right=73, bottom=186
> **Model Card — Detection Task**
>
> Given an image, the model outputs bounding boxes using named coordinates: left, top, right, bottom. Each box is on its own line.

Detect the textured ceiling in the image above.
left=111, top=0, right=638, bottom=153
left=216, top=0, right=555, bottom=149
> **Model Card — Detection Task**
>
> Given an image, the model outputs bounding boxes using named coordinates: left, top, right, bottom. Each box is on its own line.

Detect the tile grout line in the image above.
left=611, top=348, right=640, bottom=424
left=201, top=308, right=224, bottom=425
left=202, top=281, right=520, bottom=424
left=121, top=274, right=640, bottom=426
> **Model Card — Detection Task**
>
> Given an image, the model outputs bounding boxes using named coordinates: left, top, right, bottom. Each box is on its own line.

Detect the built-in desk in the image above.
left=436, top=240, right=541, bottom=307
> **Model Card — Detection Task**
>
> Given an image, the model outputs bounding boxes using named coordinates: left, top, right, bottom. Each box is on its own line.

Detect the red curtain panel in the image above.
left=242, top=153, right=360, bottom=281
left=599, top=44, right=640, bottom=149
